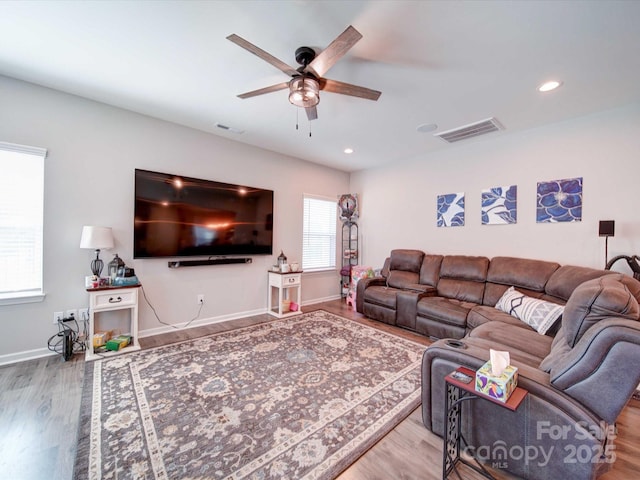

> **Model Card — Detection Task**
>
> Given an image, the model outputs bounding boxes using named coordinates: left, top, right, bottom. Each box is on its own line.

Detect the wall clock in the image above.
left=338, top=193, right=358, bottom=221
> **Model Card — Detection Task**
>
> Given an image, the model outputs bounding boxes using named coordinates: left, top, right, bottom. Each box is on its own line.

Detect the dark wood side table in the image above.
left=443, top=366, right=528, bottom=480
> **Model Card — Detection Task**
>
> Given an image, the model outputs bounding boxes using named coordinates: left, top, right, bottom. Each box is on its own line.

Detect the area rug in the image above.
left=73, top=310, right=426, bottom=480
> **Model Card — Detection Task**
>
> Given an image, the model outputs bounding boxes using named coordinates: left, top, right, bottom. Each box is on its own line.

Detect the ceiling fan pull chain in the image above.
left=296, top=108, right=299, bottom=131
left=309, top=121, right=312, bottom=137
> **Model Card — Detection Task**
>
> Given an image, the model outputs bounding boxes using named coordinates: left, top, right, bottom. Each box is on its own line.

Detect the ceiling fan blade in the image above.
left=227, top=34, right=298, bottom=77
left=306, top=25, right=362, bottom=78
left=305, top=106, right=318, bottom=121
left=237, top=82, right=290, bottom=99
left=319, top=78, right=381, bottom=101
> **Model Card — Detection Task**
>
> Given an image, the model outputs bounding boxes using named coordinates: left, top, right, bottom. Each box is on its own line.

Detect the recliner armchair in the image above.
left=356, top=249, right=428, bottom=325
left=421, top=273, right=640, bottom=480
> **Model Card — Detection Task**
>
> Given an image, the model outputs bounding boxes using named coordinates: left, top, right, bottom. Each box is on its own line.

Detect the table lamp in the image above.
left=80, top=226, right=114, bottom=277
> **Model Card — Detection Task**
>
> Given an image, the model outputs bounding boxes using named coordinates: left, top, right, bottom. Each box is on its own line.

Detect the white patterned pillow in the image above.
left=495, top=286, right=564, bottom=335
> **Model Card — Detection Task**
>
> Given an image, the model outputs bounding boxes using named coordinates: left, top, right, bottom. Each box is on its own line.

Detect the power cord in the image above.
left=140, top=284, right=204, bottom=330
left=47, top=314, right=88, bottom=360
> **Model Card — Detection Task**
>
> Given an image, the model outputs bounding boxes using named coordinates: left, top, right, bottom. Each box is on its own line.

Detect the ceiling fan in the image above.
left=227, top=25, right=381, bottom=121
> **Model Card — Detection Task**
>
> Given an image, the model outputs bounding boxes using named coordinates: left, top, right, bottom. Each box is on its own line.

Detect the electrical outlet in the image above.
left=197, top=294, right=205, bottom=305
left=65, top=309, right=78, bottom=321
left=53, top=311, right=64, bottom=324
left=78, top=308, right=89, bottom=321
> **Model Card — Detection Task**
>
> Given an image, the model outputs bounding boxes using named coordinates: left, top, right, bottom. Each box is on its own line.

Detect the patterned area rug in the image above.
left=73, top=310, right=426, bottom=480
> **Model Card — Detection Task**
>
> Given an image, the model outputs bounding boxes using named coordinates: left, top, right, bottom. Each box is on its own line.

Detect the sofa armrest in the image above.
left=397, top=288, right=436, bottom=330
left=356, top=276, right=386, bottom=313
left=421, top=340, right=612, bottom=480
left=404, top=283, right=435, bottom=294
left=549, top=318, right=640, bottom=424
left=421, top=338, right=603, bottom=434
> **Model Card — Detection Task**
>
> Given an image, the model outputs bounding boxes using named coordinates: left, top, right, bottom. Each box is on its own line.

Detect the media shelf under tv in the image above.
left=168, top=257, right=253, bottom=268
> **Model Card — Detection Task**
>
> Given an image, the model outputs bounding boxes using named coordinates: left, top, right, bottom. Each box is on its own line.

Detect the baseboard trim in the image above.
left=303, top=294, right=342, bottom=305
left=138, top=307, right=268, bottom=338
left=0, top=347, right=57, bottom=366
left=140, top=296, right=343, bottom=338
left=3, top=296, right=346, bottom=365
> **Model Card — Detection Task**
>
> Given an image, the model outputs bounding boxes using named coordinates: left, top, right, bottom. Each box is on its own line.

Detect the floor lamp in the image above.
left=598, top=220, right=615, bottom=268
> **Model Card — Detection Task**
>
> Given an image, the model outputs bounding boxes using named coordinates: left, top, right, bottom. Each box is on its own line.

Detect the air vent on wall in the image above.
left=434, top=117, right=503, bottom=143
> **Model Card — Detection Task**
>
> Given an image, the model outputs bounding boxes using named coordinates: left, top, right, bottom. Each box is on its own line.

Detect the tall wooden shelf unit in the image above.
left=341, top=221, right=358, bottom=298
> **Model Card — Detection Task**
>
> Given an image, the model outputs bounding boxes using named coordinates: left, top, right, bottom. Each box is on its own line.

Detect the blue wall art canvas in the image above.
left=437, top=192, right=465, bottom=227
left=481, top=185, right=517, bottom=225
left=536, top=177, right=583, bottom=223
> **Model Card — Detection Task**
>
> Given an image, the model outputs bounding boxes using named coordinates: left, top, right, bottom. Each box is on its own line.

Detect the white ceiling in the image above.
left=1, top=1, right=639, bottom=172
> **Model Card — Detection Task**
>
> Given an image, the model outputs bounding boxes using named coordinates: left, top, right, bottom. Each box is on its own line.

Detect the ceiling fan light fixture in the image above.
left=289, top=76, right=320, bottom=108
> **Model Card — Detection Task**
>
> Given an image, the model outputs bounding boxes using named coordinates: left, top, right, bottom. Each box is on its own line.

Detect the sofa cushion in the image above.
left=419, top=254, right=444, bottom=287
left=417, top=297, right=474, bottom=328
left=437, top=255, right=489, bottom=304
left=380, top=257, right=391, bottom=278
left=544, top=265, right=613, bottom=302
left=483, top=256, right=559, bottom=306
left=363, top=285, right=399, bottom=309
left=467, top=305, right=538, bottom=330
left=467, top=322, right=554, bottom=362
left=562, top=274, right=640, bottom=347
left=487, top=256, right=559, bottom=290
left=389, top=249, right=424, bottom=272
left=539, top=326, right=572, bottom=372
left=387, top=270, right=420, bottom=289
left=495, top=286, right=564, bottom=335
left=440, top=255, right=489, bottom=282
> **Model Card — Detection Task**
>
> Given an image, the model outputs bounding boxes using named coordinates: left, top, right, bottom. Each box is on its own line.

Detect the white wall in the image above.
left=0, top=75, right=348, bottom=362
left=350, top=103, right=640, bottom=273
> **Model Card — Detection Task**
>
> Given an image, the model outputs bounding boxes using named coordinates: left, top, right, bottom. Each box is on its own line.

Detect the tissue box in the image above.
left=475, top=360, right=518, bottom=402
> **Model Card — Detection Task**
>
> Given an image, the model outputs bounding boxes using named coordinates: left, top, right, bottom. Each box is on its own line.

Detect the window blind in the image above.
left=0, top=142, right=46, bottom=299
left=302, top=195, right=337, bottom=271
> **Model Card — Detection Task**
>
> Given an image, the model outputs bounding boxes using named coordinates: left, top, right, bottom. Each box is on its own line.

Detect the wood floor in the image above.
left=0, top=299, right=638, bottom=480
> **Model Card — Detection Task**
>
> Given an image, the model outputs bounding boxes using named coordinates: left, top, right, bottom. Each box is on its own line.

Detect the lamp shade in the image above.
left=80, top=226, right=114, bottom=249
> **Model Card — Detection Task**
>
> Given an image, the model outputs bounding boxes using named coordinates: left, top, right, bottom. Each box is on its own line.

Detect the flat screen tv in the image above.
left=134, top=169, right=273, bottom=258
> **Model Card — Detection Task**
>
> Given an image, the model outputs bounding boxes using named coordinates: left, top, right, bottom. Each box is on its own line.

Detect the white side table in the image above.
left=85, top=284, right=142, bottom=360
left=267, top=271, right=303, bottom=318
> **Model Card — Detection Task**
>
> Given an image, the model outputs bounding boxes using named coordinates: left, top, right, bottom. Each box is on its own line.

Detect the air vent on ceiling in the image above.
left=434, top=117, right=503, bottom=143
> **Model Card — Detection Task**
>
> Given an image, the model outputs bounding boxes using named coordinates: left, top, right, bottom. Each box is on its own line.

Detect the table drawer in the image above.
left=92, top=290, right=137, bottom=309
left=282, top=274, right=301, bottom=286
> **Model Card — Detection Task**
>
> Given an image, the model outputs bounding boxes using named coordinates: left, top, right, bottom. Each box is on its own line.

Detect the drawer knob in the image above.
left=109, top=296, right=123, bottom=303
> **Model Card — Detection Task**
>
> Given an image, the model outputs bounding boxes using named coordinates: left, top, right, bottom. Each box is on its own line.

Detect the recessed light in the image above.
left=417, top=123, right=438, bottom=133
left=343, top=148, right=354, bottom=154
left=538, top=80, right=563, bottom=92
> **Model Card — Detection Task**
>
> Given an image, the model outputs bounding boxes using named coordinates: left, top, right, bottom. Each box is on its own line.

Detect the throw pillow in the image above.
left=495, top=286, right=564, bottom=335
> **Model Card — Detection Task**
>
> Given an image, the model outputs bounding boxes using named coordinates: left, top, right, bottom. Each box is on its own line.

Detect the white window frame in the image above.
left=302, top=194, right=337, bottom=272
left=0, top=141, right=47, bottom=305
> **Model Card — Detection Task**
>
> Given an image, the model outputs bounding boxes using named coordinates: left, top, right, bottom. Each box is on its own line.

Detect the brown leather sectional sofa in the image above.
left=356, top=249, right=640, bottom=479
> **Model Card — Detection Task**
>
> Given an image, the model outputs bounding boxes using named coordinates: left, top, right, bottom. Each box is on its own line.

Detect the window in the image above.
left=0, top=142, right=46, bottom=304
left=302, top=195, right=337, bottom=271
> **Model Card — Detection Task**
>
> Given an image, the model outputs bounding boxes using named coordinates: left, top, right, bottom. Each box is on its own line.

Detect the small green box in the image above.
left=105, top=335, right=132, bottom=352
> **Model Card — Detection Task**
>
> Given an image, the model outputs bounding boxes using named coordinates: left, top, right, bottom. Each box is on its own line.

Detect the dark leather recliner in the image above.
left=356, top=249, right=640, bottom=479
left=421, top=273, right=640, bottom=480
left=356, top=249, right=429, bottom=325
